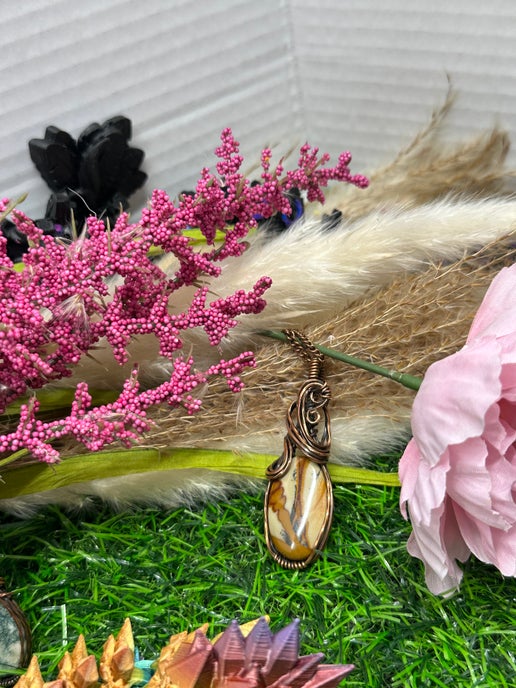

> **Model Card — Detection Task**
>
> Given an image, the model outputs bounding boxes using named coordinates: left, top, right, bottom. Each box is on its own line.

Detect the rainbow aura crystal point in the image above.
left=242, top=617, right=273, bottom=668
left=15, top=617, right=354, bottom=688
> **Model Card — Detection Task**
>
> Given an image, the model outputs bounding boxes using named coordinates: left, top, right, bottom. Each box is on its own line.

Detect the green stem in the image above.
left=0, top=447, right=399, bottom=499
left=258, top=330, right=422, bottom=391
left=0, top=448, right=29, bottom=468
left=0, top=193, right=27, bottom=224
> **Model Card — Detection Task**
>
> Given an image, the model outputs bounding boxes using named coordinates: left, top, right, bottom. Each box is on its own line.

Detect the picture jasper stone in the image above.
left=0, top=581, right=32, bottom=688
left=265, top=453, right=333, bottom=565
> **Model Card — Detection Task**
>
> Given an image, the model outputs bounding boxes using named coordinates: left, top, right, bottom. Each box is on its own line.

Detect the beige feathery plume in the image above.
left=143, top=239, right=514, bottom=462
left=323, top=90, right=515, bottom=220
left=67, top=195, right=516, bottom=392
left=63, top=96, right=516, bottom=390
left=202, top=197, right=516, bottom=347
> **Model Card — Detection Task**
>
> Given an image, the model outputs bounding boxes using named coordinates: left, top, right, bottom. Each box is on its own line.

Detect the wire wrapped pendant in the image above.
left=0, top=579, right=32, bottom=688
left=264, top=331, right=333, bottom=569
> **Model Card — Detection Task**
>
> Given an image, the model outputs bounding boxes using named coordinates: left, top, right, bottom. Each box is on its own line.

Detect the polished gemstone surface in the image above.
left=0, top=605, right=23, bottom=670
left=266, top=454, right=332, bottom=563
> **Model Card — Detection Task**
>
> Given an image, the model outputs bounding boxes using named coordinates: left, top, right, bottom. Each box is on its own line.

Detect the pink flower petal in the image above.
left=452, top=502, right=498, bottom=566
left=467, top=264, right=516, bottom=341
left=486, top=405, right=516, bottom=455
left=446, top=436, right=510, bottom=530
left=498, top=332, right=516, bottom=363
left=400, top=264, right=516, bottom=595
left=407, top=497, right=468, bottom=596
left=491, top=524, right=516, bottom=576
left=487, top=452, right=516, bottom=525
left=406, top=502, right=449, bottom=582
left=411, top=339, right=502, bottom=464
left=404, top=459, right=449, bottom=529
left=399, top=439, right=421, bottom=518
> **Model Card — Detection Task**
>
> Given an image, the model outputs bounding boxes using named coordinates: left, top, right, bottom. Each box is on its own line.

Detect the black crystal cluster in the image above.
left=29, top=115, right=147, bottom=231
left=2, top=116, right=147, bottom=262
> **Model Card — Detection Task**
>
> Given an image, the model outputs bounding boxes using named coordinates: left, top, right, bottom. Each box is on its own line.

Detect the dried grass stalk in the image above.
left=323, top=90, right=516, bottom=221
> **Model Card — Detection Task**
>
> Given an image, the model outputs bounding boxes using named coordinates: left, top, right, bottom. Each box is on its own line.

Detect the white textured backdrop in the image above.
left=292, top=0, right=516, bottom=169
left=1, top=0, right=516, bottom=218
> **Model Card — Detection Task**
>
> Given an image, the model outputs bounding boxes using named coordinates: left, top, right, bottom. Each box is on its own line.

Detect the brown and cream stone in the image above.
left=265, top=453, right=333, bottom=567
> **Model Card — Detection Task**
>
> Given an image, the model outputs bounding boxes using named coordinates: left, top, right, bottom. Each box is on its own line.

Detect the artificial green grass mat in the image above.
left=0, top=484, right=515, bottom=687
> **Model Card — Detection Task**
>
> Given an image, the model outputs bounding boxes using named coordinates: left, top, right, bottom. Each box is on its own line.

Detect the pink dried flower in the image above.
left=0, top=129, right=367, bottom=462
left=399, top=263, right=516, bottom=595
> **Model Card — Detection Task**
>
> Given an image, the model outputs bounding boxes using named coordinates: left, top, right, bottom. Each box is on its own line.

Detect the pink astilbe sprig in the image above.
left=0, top=364, right=206, bottom=463
left=286, top=145, right=369, bottom=203
left=172, top=277, right=272, bottom=347
left=0, top=130, right=367, bottom=461
left=145, top=128, right=369, bottom=261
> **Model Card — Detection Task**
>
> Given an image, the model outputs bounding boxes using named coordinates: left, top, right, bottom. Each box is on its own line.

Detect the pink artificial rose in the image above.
left=399, top=263, right=516, bottom=595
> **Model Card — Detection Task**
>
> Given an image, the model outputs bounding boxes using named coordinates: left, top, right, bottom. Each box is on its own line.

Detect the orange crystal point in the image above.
left=99, top=635, right=115, bottom=685
left=99, top=619, right=134, bottom=687
left=57, top=652, right=73, bottom=679
left=57, top=647, right=99, bottom=688
left=14, top=656, right=44, bottom=688
left=71, top=636, right=88, bottom=665
left=110, top=646, right=134, bottom=682
left=73, top=655, right=100, bottom=688
left=115, top=620, right=134, bottom=651
left=114, top=619, right=134, bottom=677
left=162, top=633, right=214, bottom=688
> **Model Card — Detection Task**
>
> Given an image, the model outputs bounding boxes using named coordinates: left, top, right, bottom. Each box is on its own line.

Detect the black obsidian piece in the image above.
left=1, top=217, right=74, bottom=263
left=2, top=117, right=146, bottom=262
left=321, top=208, right=343, bottom=231
left=28, top=115, right=147, bottom=232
